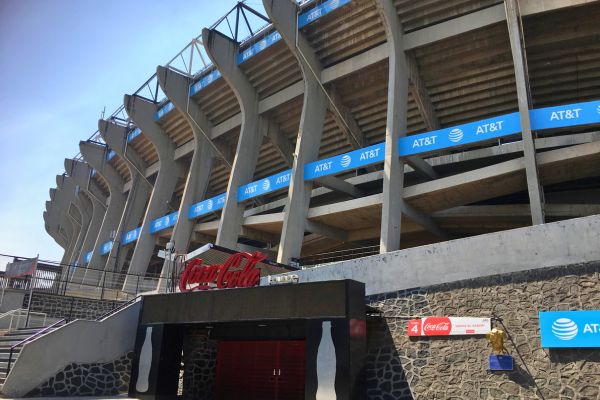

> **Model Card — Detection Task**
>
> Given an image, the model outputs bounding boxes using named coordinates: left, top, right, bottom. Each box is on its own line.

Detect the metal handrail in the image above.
left=94, top=295, right=142, bottom=322
left=6, top=318, right=66, bottom=375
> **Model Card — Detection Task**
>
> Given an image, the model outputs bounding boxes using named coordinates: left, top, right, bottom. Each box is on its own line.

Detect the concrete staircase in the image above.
left=0, top=324, right=65, bottom=386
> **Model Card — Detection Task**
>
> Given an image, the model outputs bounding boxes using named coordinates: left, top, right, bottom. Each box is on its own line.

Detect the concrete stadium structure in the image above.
left=44, top=0, right=600, bottom=293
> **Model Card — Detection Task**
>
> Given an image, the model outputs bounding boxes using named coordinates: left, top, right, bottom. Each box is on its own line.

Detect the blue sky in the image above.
left=0, top=0, right=264, bottom=267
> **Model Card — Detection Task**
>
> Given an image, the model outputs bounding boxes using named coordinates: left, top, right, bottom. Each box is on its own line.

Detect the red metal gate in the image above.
left=215, top=340, right=305, bottom=400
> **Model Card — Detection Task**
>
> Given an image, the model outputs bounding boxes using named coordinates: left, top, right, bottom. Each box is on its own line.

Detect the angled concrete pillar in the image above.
left=505, top=0, right=545, bottom=224
left=64, top=175, right=93, bottom=266
left=202, top=28, right=266, bottom=250
left=261, top=3, right=329, bottom=264
left=123, top=94, right=182, bottom=290
left=101, top=120, right=148, bottom=180
left=65, top=159, right=108, bottom=283
left=55, top=175, right=83, bottom=268
left=376, top=0, right=410, bottom=253
left=43, top=211, right=68, bottom=249
left=99, top=119, right=153, bottom=282
left=80, top=141, right=127, bottom=285
left=156, top=67, right=216, bottom=262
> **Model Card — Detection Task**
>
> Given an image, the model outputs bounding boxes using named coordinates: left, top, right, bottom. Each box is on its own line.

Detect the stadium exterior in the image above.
left=28, top=0, right=600, bottom=398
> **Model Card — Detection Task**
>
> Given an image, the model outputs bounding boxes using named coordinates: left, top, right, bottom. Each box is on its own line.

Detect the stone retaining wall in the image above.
left=181, top=327, right=217, bottom=400
left=25, top=352, right=133, bottom=397
left=23, top=292, right=124, bottom=320
left=365, top=261, right=600, bottom=400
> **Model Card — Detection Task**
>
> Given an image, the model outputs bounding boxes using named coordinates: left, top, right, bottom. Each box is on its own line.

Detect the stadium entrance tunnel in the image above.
left=129, top=280, right=366, bottom=399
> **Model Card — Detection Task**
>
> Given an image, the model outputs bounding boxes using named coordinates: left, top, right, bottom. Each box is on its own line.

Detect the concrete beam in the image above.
left=305, top=220, right=348, bottom=242
left=376, top=0, right=409, bottom=253
left=100, top=119, right=148, bottom=184
left=203, top=28, right=266, bottom=250
left=263, top=0, right=329, bottom=264
left=79, top=141, right=128, bottom=284
left=505, top=0, right=545, bottom=224
left=156, top=66, right=217, bottom=291
left=122, top=94, right=182, bottom=291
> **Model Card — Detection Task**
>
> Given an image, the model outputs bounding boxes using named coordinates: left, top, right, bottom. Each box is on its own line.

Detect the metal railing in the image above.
left=5, top=318, right=67, bottom=376
left=299, top=245, right=380, bottom=267
left=0, top=309, right=48, bottom=331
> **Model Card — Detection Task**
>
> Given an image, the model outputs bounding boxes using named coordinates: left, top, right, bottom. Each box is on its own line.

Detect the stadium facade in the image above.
left=28, top=0, right=600, bottom=398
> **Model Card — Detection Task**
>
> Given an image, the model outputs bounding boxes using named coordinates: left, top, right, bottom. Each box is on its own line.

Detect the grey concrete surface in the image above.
left=1, top=301, right=141, bottom=397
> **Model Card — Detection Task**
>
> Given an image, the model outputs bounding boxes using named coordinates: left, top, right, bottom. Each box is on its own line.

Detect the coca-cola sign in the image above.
left=179, top=251, right=266, bottom=292
left=408, top=317, right=490, bottom=337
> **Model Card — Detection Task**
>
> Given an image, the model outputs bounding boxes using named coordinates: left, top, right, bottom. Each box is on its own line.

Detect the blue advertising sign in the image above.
left=149, top=211, right=179, bottom=234
left=304, top=142, right=385, bottom=180
left=84, top=251, right=92, bottom=264
left=155, top=102, right=175, bottom=121
left=237, top=31, right=283, bottom=64
left=100, top=241, right=113, bottom=256
left=106, top=149, right=116, bottom=161
left=127, top=127, right=141, bottom=142
left=91, top=169, right=97, bottom=177
left=188, top=193, right=226, bottom=219
left=298, top=0, right=352, bottom=28
left=238, top=169, right=292, bottom=201
left=189, top=69, right=222, bottom=96
left=122, top=227, right=141, bottom=245
left=489, top=355, right=513, bottom=371
left=540, top=311, right=600, bottom=348
left=398, top=112, right=521, bottom=157
left=530, top=99, right=600, bottom=131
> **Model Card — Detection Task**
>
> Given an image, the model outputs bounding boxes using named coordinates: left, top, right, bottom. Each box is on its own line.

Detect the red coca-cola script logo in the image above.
left=179, top=251, right=266, bottom=292
left=422, top=317, right=452, bottom=336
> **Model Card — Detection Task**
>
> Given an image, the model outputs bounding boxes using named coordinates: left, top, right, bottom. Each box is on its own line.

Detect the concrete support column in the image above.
left=65, top=159, right=108, bottom=283
left=376, top=0, right=410, bottom=253
left=202, top=29, right=266, bottom=250
left=99, top=120, right=153, bottom=284
left=69, top=182, right=93, bottom=266
left=123, top=95, right=182, bottom=291
left=157, top=66, right=216, bottom=255
left=505, top=0, right=545, bottom=224
left=263, top=1, right=332, bottom=264
left=80, top=141, right=127, bottom=286
left=43, top=211, right=68, bottom=249
left=55, top=175, right=84, bottom=269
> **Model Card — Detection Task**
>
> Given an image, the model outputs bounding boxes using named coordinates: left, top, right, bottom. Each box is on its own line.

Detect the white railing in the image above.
left=0, top=309, right=48, bottom=331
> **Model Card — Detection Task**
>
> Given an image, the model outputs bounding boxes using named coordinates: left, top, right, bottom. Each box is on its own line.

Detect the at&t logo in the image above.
left=207, top=199, right=213, bottom=210
left=448, top=128, right=463, bottom=143
left=552, top=318, right=578, bottom=340
left=340, top=155, right=351, bottom=168
left=262, top=179, right=271, bottom=191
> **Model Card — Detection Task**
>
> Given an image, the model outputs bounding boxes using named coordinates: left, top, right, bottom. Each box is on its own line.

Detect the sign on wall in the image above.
left=188, top=193, right=226, bottom=219
left=179, top=251, right=266, bottom=292
left=237, top=169, right=292, bottom=201
left=304, top=143, right=385, bottom=181
left=530, top=99, right=600, bottom=131
left=5, top=257, right=38, bottom=278
left=540, top=311, right=600, bottom=348
left=408, top=317, right=491, bottom=336
left=150, top=211, right=179, bottom=234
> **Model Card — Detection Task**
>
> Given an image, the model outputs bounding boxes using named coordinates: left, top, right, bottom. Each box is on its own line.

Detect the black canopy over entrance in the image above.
left=129, top=280, right=366, bottom=400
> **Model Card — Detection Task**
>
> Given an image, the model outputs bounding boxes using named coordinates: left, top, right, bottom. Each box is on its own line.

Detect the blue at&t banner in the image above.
left=530, top=99, right=600, bottom=131
left=100, top=241, right=113, bottom=256
left=188, top=193, right=226, bottom=219
left=398, top=112, right=521, bottom=157
left=84, top=251, right=92, bottom=264
left=238, top=169, right=292, bottom=201
left=155, top=102, right=175, bottom=121
left=122, top=227, right=141, bottom=245
left=304, top=142, right=385, bottom=181
left=150, top=211, right=179, bottom=234
left=540, top=311, right=600, bottom=348
left=298, top=0, right=352, bottom=28
left=189, top=69, right=222, bottom=96
left=106, top=149, right=116, bottom=161
left=127, top=127, right=141, bottom=142
left=237, top=31, right=282, bottom=64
